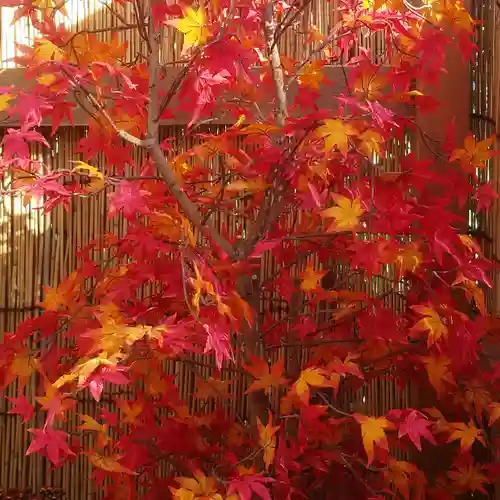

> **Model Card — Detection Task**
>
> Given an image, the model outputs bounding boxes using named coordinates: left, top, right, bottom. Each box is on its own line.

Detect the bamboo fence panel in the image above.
left=0, top=0, right=492, bottom=497
left=0, top=129, right=415, bottom=497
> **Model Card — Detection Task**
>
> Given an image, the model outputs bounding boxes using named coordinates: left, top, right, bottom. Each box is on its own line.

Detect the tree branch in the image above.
left=263, top=2, right=287, bottom=128
left=142, top=7, right=234, bottom=257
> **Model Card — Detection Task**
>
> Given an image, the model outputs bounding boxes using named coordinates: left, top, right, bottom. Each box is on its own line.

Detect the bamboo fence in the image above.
left=0, top=0, right=496, bottom=497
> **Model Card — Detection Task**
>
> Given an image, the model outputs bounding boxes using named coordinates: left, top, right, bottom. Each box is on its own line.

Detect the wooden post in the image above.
left=414, top=7, right=472, bottom=480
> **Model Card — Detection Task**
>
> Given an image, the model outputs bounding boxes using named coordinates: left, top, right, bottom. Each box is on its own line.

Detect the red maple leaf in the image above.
left=26, top=426, right=75, bottom=465
left=397, top=410, right=437, bottom=451
left=49, top=101, right=76, bottom=135
left=2, top=125, right=49, bottom=161
left=474, top=182, right=499, bottom=212
left=7, top=394, right=35, bottom=423
left=108, top=181, right=152, bottom=220
left=227, top=474, right=274, bottom=500
left=86, top=366, right=130, bottom=402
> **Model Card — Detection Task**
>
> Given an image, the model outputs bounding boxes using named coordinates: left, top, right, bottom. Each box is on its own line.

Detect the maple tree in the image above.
left=0, top=0, right=499, bottom=498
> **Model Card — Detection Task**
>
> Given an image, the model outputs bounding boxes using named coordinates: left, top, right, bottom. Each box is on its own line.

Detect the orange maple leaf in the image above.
left=40, top=271, right=82, bottom=312
left=447, top=422, right=485, bottom=451
left=411, top=305, right=448, bottom=346
left=300, top=264, right=327, bottom=292
left=422, top=356, right=456, bottom=395
left=354, top=414, right=392, bottom=464
left=393, top=243, right=422, bottom=278
left=455, top=379, right=492, bottom=421
left=447, top=464, right=489, bottom=494
left=384, top=459, right=418, bottom=500
left=8, top=351, right=38, bottom=390
left=194, top=376, right=230, bottom=400
left=488, top=402, right=500, bottom=426
left=352, top=67, right=387, bottom=101
left=450, top=134, right=497, bottom=171
left=243, top=355, right=287, bottom=394
left=423, top=407, right=451, bottom=435
left=358, top=129, right=385, bottom=158
left=298, top=60, right=325, bottom=90
left=257, top=412, right=280, bottom=470
left=116, top=399, right=143, bottom=425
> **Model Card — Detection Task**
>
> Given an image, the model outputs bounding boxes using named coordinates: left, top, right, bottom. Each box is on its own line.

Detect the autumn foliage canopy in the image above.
left=0, top=0, right=499, bottom=498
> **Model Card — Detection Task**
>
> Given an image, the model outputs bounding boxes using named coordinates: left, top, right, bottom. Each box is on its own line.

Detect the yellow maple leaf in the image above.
left=0, top=93, right=14, bottom=112
left=37, top=73, right=57, bottom=86
left=71, top=161, right=105, bottom=193
left=317, top=119, right=358, bottom=155
left=358, top=129, right=385, bottom=157
left=88, top=453, right=137, bottom=475
left=321, top=194, right=365, bottom=231
left=34, top=39, right=65, bottom=62
left=239, top=123, right=280, bottom=135
left=53, top=356, right=115, bottom=389
left=257, top=412, right=280, bottom=470
left=450, top=134, right=497, bottom=171
left=78, top=414, right=107, bottom=433
left=448, top=422, right=485, bottom=451
left=422, top=356, right=456, bottom=395
left=170, top=471, right=223, bottom=500
left=355, top=414, right=392, bottom=464
left=169, top=7, right=211, bottom=52
left=300, top=264, right=327, bottom=292
left=298, top=61, right=325, bottom=90
left=411, top=305, right=448, bottom=346
left=79, top=414, right=110, bottom=447
left=293, top=367, right=332, bottom=403
left=225, top=178, right=271, bottom=193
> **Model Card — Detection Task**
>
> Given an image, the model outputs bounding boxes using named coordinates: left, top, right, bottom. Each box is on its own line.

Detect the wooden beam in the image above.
left=0, top=67, right=413, bottom=127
